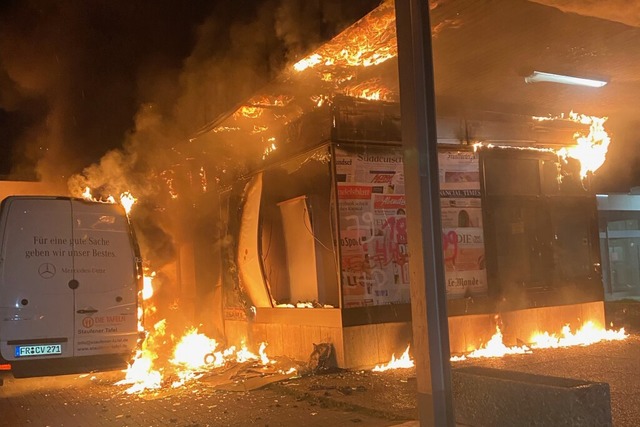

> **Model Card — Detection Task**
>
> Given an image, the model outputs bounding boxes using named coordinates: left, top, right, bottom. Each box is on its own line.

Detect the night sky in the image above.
left=1, top=0, right=638, bottom=194
left=0, top=0, right=379, bottom=184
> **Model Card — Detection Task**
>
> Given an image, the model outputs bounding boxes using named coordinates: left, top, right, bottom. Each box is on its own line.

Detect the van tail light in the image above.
left=0, top=363, right=11, bottom=371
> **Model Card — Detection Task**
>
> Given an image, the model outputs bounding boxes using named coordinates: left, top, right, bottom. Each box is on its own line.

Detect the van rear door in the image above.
left=0, top=196, right=140, bottom=372
left=70, top=199, right=138, bottom=357
left=0, top=197, right=76, bottom=361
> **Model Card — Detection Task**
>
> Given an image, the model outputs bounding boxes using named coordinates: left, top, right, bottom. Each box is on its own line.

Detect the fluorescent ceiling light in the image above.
left=525, top=71, right=608, bottom=88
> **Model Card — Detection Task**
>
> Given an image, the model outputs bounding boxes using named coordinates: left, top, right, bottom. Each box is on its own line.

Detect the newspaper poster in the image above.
left=336, top=146, right=409, bottom=307
left=439, top=150, right=488, bottom=298
left=335, top=148, right=405, bottom=194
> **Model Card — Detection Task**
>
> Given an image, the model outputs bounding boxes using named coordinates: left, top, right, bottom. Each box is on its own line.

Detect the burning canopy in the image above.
left=189, top=0, right=640, bottom=182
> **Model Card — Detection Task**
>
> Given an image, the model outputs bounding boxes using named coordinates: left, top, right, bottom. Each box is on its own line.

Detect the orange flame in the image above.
left=80, top=187, right=137, bottom=214
left=473, top=111, right=611, bottom=182
left=119, top=192, right=137, bottom=214
left=343, top=78, right=394, bottom=101
left=293, top=53, right=324, bottom=72
left=246, top=94, right=293, bottom=108
left=142, top=272, right=155, bottom=301
left=171, top=328, right=218, bottom=370
left=373, top=345, right=414, bottom=371
left=370, top=321, right=628, bottom=368
left=115, top=318, right=166, bottom=394
left=450, top=326, right=531, bottom=361
left=82, top=186, right=92, bottom=200
left=530, top=320, right=627, bottom=349
left=292, top=2, right=397, bottom=73
left=533, top=111, right=611, bottom=178
left=117, top=322, right=277, bottom=393
left=450, top=321, right=627, bottom=362
left=235, top=106, right=264, bottom=119
left=557, top=114, right=610, bottom=178
left=262, top=139, right=277, bottom=160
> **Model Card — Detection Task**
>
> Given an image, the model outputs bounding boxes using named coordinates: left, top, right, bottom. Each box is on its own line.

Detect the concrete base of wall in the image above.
left=223, top=300, right=605, bottom=369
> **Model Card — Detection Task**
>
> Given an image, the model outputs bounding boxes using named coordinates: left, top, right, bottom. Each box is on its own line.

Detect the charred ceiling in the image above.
left=189, top=0, right=640, bottom=184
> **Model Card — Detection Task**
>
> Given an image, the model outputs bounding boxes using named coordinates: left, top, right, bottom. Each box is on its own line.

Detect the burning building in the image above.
left=135, top=0, right=638, bottom=368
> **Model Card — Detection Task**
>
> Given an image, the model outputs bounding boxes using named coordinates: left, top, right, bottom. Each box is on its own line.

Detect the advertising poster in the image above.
left=336, top=147, right=488, bottom=305
left=439, top=151, right=488, bottom=299
left=336, top=147, right=409, bottom=307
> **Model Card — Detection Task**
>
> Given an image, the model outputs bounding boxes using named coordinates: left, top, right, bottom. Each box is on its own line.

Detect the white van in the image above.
left=0, top=196, right=142, bottom=377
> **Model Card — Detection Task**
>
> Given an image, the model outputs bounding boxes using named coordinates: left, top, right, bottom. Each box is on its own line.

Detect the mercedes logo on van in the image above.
left=38, top=262, right=56, bottom=279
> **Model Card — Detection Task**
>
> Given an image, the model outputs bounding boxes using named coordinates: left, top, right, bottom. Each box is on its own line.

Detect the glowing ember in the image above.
left=373, top=345, right=414, bottom=372
left=235, top=106, right=264, bottom=119
left=199, top=166, right=207, bottom=193
left=357, top=89, right=383, bottom=100
left=310, top=94, right=331, bottom=108
left=262, top=140, right=277, bottom=160
left=246, top=94, right=293, bottom=108
left=251, top=125, right=269, bottom=134
left=343, top=78, right=394, bottom=101
left=210, top=126, right=240, bottom=133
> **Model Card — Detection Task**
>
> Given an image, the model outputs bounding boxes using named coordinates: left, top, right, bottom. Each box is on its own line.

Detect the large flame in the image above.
left=372, top=345, right=414, bottom=372
left=142, top=272, right=155, bottom=301
left=557, top=113, right=610, bottom=178
left=472, top=112, right=611, bottom=182
left=119, top=192, right=137, bottom=214
left=292, top=1, right=397, bottom=73
left=373, top=321, right=628, bottom=369
left=115, top=318, right=166, bottom=394
left=117, top=272, right=279, bottom=395
left=533, top=111, right=611, bottom=178
left=530, top=320, right=627, bottom=349
left=171, top=328, right=218, bottom=370
left=449, top=321, right=627, bottom=362
left=343, top=77, right=395, bottom=101
left=450, top=326, right=531, bottom=361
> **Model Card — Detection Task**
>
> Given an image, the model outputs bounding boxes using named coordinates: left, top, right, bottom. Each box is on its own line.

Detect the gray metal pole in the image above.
left=394, top=0, right=454, bottom=426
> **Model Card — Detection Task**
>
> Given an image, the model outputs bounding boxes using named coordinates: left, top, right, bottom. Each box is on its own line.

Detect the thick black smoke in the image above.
left=0, top=0, right=382, bottom=340
left=1, top=0, right=379, bottom=267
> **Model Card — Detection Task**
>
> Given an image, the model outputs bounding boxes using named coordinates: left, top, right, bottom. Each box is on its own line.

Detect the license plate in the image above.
left=15, top=344, right=62, bottom=357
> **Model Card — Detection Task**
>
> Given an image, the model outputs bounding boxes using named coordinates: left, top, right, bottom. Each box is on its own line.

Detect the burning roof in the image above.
left=189, top=0, right=640, bottom=179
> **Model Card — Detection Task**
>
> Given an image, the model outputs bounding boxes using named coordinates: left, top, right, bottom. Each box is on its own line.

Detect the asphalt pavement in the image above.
left=1, top=332, right=638, bottom=427
left=1, top=301, right=639, bottom=427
